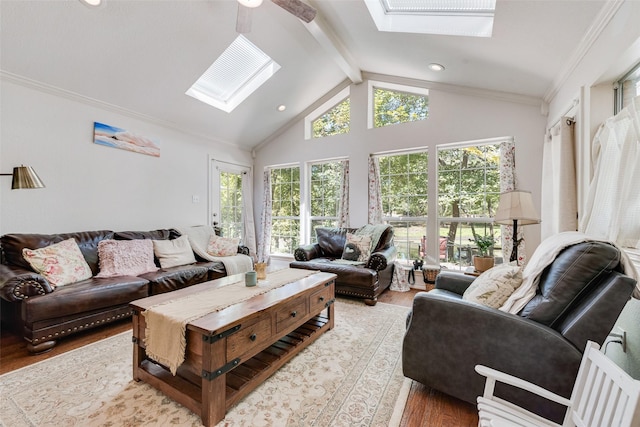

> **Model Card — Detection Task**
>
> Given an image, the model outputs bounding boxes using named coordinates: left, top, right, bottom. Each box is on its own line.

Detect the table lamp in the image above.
left=493, top=190, right=539, bottom=263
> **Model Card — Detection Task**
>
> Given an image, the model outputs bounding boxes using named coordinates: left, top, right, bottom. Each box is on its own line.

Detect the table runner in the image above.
left=143, top=268, right=317, bottom=375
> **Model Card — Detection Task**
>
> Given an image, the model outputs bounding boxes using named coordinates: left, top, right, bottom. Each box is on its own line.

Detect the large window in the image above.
left=270, top=166, right=300, bottom=255
left=378, top=152, right=428, bottom=260
left=312, top=98, right=350, bottom=138
left=309, top=161, right=343, bottom=242
left=437, top=143, right=502, bottom=268
left=615, top=61, right=640, bottom=114
left=369, top=81, right=429, bottom=129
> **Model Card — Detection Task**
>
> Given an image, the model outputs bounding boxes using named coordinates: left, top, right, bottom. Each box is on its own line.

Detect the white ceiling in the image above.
left=0, top=0, right=606, bottom=150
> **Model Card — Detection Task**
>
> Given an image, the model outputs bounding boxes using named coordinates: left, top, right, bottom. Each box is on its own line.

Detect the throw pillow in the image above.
left=341, top=233, right=372, bottom=262
left=206, top=234, right=239, bottom=257
left=22, top=238, right=93, bottom=288
left=463, top=262, right=523, bottom=309
left=96, top=239, right=158, bottom=278
left=152, top=235, right=197, bottom=269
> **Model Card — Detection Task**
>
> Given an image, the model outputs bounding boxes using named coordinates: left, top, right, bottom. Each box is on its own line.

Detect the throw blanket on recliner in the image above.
left=500, top=231, right=640, bottom=314
left=178, top=226, right=253, bottom=276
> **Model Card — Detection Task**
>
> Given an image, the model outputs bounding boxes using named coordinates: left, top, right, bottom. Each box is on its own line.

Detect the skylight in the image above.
left=364, top=0, right=496, bottom=37
left=186, top=35, right=281, bottom=113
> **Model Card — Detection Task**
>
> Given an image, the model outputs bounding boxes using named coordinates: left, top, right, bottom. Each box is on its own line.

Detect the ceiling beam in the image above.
left=304, top=14, right=363, bottom=84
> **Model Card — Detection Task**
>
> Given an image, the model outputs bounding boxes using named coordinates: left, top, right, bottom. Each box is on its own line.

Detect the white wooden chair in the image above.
left=475, top=341, right=640, bottom=427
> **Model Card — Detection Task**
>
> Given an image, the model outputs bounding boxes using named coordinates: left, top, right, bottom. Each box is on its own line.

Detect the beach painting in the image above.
left=93, top=122, right=160, bottom=157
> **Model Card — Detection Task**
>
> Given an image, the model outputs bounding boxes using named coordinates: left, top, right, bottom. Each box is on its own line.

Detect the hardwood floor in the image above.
left=0, top=286, right=478, bottom=426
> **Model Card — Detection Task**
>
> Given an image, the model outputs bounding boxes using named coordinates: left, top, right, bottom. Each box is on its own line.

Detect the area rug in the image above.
left=0, top=299, right=411, bottom=427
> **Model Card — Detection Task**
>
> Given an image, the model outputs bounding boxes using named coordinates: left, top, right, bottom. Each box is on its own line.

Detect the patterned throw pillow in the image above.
left=206, top=234, right=239, bottom=257
left=341, top=233, right=372, bottom=262
left=22, top=238, right=93, bottom=288
left=463, top=262, right=523, bottom=308
left=152, top=235, right=196, bottom=269
left=96, top=239, right=158, bottom=278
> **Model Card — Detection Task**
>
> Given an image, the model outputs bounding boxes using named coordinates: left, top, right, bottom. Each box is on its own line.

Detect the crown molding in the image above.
left=542, top=0, right=625, bottom=104
left=0, top=71, right=246, bottom=151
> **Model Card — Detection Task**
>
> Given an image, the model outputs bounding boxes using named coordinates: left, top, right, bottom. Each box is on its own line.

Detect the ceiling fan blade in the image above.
left=236, top=4, right=252, bottom=33
left=271, top=0, right=316, bottom=23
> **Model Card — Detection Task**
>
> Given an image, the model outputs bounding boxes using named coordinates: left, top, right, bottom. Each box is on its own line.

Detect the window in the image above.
left=309, top=161, right=344, bottom=242
left=615, top=61, right=640, bottom=114
left=305, top=86, right=350, bottom=140
left=218, top=171, right=243, bottom=239
left=368, top=81, right=428, bottom=129
left=377, top=151, right=428, bottom=260
left=312, top=98, right=350, bottom=138
left=437, top=143, right=502, bottom=269
left=270, top=166, right=300, bottom=255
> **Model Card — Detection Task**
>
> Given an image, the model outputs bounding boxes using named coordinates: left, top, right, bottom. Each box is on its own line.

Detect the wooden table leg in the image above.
left=201, top=335, right=228, bottom=426
left=132, top=312, right=144, bottom=381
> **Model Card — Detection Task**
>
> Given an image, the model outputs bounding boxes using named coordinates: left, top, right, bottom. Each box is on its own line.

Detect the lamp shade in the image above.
left=493, top=190, right=539, bottom=225
left=11, top=166, right=45, bottom=189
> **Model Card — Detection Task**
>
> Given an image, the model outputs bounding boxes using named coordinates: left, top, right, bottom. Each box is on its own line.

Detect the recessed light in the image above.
left=238, top=0, right=263, bottom=8
left=277, top=105, right=286, bottom=112
left=428, top=63, right=445, bottom=71
left=80, top=0, right=102, bottom=6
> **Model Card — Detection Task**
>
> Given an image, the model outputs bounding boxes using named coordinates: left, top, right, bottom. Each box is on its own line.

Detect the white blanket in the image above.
left=178, top=225, right=253, bottom=275
left=500, top=231, right=640, bottom=314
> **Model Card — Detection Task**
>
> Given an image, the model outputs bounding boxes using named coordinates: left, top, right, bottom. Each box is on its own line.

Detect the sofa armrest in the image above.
left=294, top=244, right=322, bottom=262
left=0, top=265, right=53, bottom=302
left=237, top=245, right=250, bottom=256
left=434, top=270, right=475, bottom=295
left=366, top=245, right=397, bottom=271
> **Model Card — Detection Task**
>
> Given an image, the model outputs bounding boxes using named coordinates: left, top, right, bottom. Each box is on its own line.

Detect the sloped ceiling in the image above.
left=0, top=0, right=606, bottom=150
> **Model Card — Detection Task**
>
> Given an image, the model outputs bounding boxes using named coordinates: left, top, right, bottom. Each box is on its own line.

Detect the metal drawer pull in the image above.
left=250, top=333, right=257, bottom=341
left=291, top=311, right=297, bottom=318
left=319, top=296, right=325, bottom=302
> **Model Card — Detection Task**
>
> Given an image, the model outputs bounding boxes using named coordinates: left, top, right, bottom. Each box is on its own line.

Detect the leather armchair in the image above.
left=290, top=225, right=397, bottom=305
left=402, top=241, right=636, bottom=423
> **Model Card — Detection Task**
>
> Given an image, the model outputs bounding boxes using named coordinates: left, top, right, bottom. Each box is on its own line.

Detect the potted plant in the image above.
left=471, top=234, right=495, bottom=273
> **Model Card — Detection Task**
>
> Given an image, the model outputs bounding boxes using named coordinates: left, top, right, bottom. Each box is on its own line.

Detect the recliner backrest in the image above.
left=519, top=242, right=622, bottom=327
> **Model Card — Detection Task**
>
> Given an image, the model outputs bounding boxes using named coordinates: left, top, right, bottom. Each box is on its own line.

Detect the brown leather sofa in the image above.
left=0, top=228, right=248, bottom=353
left=402, top=241, right=636, bottom=423
left=290, top=225, right=397, bottom=305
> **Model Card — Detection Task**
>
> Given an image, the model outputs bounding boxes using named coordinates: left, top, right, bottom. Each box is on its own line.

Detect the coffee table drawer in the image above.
left=226, top=313, right=272, bottom=360
left=309, top=283, right=334, bottom=314
left=275, top=296, right=308, bottom=333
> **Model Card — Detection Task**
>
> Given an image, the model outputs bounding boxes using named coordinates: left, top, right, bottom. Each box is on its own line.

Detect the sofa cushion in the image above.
left=1, top=230, right=114, bottom=275
left=22, top=275, right=149, bottom=323
left=140, top=264, right=210, bottom=295
left=113, top=229, right=181, bottom=241
left=96, top=239, right=158, bottom=278
left=463, top=262, right=522, bottom=308
left=342, top=233, right=372, bottom=262
left=316, top=227, right=349, bottom=258
left=152, top=235, right=196, bottom=269
left=22, top=238, right=93, bottom=288
left=519, top=242, right=621, bottom=326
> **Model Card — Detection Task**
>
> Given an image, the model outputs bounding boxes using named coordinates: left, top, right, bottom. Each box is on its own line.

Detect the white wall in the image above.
left=255, top=76, right=547, bottom=260
left=0, top=79, right=252, bottom=234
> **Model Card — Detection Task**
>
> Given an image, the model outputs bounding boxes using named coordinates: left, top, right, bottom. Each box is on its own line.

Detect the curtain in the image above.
left=256, top=169, right=272, bottom=263
left=581, top=95, right=640, bottom=247
left=499, top=140, right=525, bottom=263
left=241, top=170, right=257, bottom=261
left=367, top=156, right=383, bottom=224
left=541, top=118, right=577, bottom=240
left=337, top=160, right=350, bottom=227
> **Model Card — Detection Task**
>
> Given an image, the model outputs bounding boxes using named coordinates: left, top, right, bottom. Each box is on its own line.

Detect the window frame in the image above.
left=269, top=165, right=301, bottom=256
left=306, top=159, right=347, bottom=243
left=304, top=86, right=351, bottom=140
left=614, top=61, right=640, bottom=115
left=367, top=80, right=429, bottom=129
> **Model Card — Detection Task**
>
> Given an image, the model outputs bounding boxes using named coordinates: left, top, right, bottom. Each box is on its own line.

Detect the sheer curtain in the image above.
left=541, top=118, right=577, bottom=240
left=367, top=156, right=383, bottom=224
left=337, top=160, right=350, bottom=227
left=499, top=140, right=524, bottom=263
left=241, top=170, right=257, bottom=261
left=256, top=169, right=272, bottom=263
left=581, top=95, right=640, bottom=247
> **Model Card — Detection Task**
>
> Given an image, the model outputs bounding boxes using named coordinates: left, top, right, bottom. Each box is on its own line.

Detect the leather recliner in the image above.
left=402, top=241, right=636, bottom=423
left=290, top=225, right=397, bottom=305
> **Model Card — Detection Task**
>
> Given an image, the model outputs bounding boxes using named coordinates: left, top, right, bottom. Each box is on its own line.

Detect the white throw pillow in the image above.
left=463, top=262, right=523, bottom=309
left=341, top=233, right=372, bottom=262
left=152, top=235, right=197, bottom=269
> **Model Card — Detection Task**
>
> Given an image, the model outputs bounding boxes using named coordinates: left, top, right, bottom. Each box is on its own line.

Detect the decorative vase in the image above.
left=255, top=262, right=267, bottom=280
left=473, top=256, right=494, bottom=273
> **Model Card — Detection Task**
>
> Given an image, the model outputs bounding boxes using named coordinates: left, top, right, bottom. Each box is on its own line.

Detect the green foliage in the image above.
left=379, top=152, right=428, bottom=217
left=270, top=166, right=301, bottom=254
left=312, top=98, right=350, bottom=138
left=219, top=171, right=243, bottom=240
left=373, top=88, right=428, bottom=128
left=470, top=234, right=496, bottom=257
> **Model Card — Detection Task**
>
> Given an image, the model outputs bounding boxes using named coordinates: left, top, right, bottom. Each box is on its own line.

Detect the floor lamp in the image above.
left=493, top=190, right=539, bottom=264
left=0, top=165, right=46, bottom=189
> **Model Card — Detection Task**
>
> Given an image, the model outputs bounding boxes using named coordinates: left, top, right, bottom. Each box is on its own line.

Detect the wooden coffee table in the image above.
left=130, top=271, right=336, bottom=426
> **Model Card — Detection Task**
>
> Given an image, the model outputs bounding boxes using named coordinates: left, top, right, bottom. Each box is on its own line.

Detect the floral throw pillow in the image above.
left=206, top=234, right=239, bottom=257
left=462, top=262, right=523, bottom=309
left=96, top=239, right=158, bottom=278
left=341, top=233, right=372, bottom=262
left=22, top=238, right=93, bottom=288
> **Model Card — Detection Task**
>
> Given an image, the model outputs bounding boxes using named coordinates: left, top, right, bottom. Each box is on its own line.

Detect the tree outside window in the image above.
left=373, top=87, right=428, bottom=128
left=309, top=161, right=343, bottom=242
left=312, top=98, right=350, bottom=138
left=270, top=166, right=300, bottom=255
left=219, top=171, right=243, bottom=239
